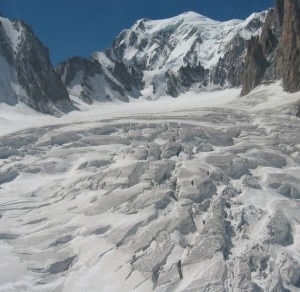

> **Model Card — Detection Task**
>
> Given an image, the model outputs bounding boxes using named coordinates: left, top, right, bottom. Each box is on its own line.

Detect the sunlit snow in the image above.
left=0, top=83, right=300, bottom=291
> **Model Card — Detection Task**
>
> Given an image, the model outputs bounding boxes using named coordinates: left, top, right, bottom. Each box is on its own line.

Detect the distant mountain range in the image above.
left=0, top=0, right=299, bottom=115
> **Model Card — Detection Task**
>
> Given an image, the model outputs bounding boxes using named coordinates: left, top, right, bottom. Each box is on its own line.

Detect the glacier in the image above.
left=0, top=83, right=300, bottom=291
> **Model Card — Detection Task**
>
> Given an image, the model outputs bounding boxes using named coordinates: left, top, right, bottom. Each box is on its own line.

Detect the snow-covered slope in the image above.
left=89, top=11, right=267, bottom=98
left=107, top=11, right=265, bottom=70
left=0, top=83, right=300, bottom=291
left=0, top=16, right=71, bottom=115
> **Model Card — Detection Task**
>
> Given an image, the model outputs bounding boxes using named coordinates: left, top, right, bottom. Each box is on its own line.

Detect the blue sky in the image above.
left=0, top=0, right=274, bottom=65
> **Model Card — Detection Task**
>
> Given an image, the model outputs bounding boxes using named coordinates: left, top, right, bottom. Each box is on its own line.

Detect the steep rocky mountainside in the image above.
left=242, top=0, right=300, bottom=96
left=0, top=16, right=72, bottom=115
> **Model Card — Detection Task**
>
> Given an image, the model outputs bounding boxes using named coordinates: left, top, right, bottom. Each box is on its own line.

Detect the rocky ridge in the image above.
left=56, top=56, right=140, bottom=103
left=241, top=0, right=300, bottom=96
left=0, top=16, right=72, bottom=115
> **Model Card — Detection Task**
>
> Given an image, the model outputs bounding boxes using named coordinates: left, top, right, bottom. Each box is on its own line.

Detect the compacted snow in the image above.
left=0, top=83, right=300, bottom=291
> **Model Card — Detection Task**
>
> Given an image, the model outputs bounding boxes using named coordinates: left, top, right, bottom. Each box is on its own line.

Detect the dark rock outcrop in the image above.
left=57, top=56, right=140, bottom=103
left=212, top=36, right=248, bottom=88
left=165, top=63, right=209, bottom=97
left=0, top=21, right=14, bottom=66
left=165, top=70, right=180, bottom=97
left=178, top=63, right=208, bottom=88
left=276, top=0, right=300, bottom=92
left=112, top=61, right=143, bottom=91
left=260, top=9, right=279, bottom=57
left=0, top=17, right=72, bottom=115
left=57, top=56, right=103, bottom=86
left=15, top=22, right=72, bottom=114
left=241, top=36, right=269, bottom=96
left=241, top=0, right=300, bottom=96
left=57, top=56, right=110, bottom=104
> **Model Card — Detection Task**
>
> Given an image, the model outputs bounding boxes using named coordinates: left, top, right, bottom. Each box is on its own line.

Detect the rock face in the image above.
left=241, top=0, right=300, bottom=96
left=56, top=56, right=140, bottom=103
left=276, top=0, right=300, bottom=92
left=0, top=16, right=71, bottom=115
left=241, top=36, right=268, bottom=96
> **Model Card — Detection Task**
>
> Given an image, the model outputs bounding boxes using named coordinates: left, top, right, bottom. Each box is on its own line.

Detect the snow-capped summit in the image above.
left=89, top=10, right=267, bottom=98
left=106, top=11, right=266, bottom=70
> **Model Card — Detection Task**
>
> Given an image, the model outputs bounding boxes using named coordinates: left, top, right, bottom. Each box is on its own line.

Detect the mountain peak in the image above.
left=107, top=9, right=265, bottom=73
left=178, top=11, right=213, bottom=20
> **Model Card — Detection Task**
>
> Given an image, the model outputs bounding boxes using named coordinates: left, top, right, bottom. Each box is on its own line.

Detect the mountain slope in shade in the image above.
left=0, top=16, right=72, bottom=115
left=242, top=0, right=300, bottom=99
left=56, top=56, right=141, bottom=104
